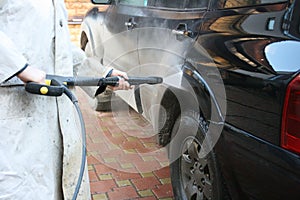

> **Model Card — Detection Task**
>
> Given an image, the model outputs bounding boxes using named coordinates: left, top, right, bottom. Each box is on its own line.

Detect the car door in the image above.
left=204, top=0, right=290, bottom=143
left=115, top=0, right=209, bottom=123
left=100, top=2, right=142, bottom=111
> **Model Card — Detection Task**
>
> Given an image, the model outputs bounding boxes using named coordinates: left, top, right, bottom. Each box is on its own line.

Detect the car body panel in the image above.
left=200, top=1, right=292, bottom=144
left=217, top=123, right=300, bottom=199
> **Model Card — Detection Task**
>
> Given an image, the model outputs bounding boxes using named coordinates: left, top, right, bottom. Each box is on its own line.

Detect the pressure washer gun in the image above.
left=25, top=74, right=163, bottom=97
left=24, top=74, right=163, bottom=200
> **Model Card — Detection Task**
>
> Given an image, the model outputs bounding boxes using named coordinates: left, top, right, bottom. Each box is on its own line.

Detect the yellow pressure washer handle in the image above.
left=25, top=82, right=65, bottom=96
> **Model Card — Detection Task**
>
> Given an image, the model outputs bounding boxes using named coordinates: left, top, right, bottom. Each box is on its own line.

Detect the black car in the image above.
left=80, top=0, right=300, bottom=199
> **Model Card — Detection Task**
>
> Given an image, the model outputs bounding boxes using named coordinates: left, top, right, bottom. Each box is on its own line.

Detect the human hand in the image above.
left=109, top=69, right=133, bottom=91
left=17, top=65, right=46, bottom=84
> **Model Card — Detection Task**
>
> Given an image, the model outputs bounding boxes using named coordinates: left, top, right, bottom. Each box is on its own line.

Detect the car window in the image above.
left=224, top=0, right=287, bottom=8
left=118, top=0, right=147, bottom=6
left=118, top=0, right=209, bottom=9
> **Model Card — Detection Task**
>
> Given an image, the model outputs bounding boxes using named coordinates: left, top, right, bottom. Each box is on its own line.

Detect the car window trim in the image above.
left=117, top=3, right=208, bottom=12
left=116, top=4, right=207, bottom=19
left=220, top=0, right=288, bottom=10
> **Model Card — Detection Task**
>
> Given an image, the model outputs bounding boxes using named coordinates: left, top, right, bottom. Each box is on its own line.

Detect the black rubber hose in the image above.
left=51, top=79, right=86, bottom=200
left=71, top=100, right=86, bottom=200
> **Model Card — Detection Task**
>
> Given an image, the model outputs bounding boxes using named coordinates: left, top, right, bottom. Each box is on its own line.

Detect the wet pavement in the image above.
left=76, top=88, right=174, bottom=200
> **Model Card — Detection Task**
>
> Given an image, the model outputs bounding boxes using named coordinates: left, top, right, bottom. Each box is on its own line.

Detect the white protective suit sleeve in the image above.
left=0, top=31, right=28, bottom=83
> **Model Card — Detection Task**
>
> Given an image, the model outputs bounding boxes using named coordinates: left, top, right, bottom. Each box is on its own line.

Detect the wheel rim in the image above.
left=180, top=137, right=212, bottom=200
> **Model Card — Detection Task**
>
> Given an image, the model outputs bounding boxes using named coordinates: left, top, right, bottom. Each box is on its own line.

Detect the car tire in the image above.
left=169, top=110, right=227, bottom=200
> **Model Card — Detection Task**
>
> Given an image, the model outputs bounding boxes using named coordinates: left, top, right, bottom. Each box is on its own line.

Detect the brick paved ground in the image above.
left=76, top=88, right=174, bottom=200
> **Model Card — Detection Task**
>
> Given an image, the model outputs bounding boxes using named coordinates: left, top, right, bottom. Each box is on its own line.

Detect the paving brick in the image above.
left=120, top=163, right=134, bottom=169
left=131, top=177, right=161, bottom=191
left=116, top=180, right=132, bottom=187
left=92, top=194, right=108, bottom=200
left=135, top=160, right=162, bottom=173
left=88, top=165, right=94, bottom=171
left=90, top=180, right=116, bottom=194
left=88, top=170, right=99, bottom=182
left=94, top=164, right=116, bottom=175
left=136, top=197, right=157, bottom=200
left=152, top=184, right=174, bottom=199
left=124, top=149, right=137, bottom=153
left=100, top=162, right=122, bottom=172
left=103, top=157, right=117, bottom=163
left=117, top=153, right=143, bottom=163
left=141, top=156, right=155, bottom=162
left=109, top=150, right=127, bottom=159
left=87, top=142, right=109, bottom=153
left=153, top=167, right=171, bottom=179
left=106, top=143, right=120, bottom=151
left=99, top=174, right=113, bottom=181
left=153, top=150, right=169, bottom=162
left=143, top=143, right=157, bottom=148
left=140, top=172, right=155, bottom=178
left=112, top=171, right=142, bottom=181
left=159, top=178, right=171, bottom=185
left=107, top=186, right=139, bottom=200
left=105, top=134, right=127, bottom=146
left=138, top=189, right=154, bottom=197
left=87, top=155, right=101, bottom=165
left=159, top=161, right=170, bottom=168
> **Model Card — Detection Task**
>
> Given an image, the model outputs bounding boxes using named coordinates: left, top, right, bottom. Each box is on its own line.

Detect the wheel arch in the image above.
left=164, top=64, right=230, bottom=199
left=80, top=7, right=107, bottom=56
left=158, top=64, right=224, bottom=146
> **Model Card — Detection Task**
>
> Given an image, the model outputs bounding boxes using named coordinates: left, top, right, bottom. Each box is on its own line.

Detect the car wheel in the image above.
left=169, top=111, right=226, bottom=200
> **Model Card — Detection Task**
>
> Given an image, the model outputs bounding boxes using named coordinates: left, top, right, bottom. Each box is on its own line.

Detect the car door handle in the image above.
left=125, top=18, right=137, bottom=30
left=172, top=23, right=194, bottom=38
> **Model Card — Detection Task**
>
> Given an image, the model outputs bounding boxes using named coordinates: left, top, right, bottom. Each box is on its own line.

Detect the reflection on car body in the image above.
left=81, top=0, right=300, bottom=199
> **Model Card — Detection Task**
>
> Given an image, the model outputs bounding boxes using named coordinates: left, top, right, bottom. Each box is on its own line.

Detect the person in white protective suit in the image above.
left=0, top=0, right=131, bottom=199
